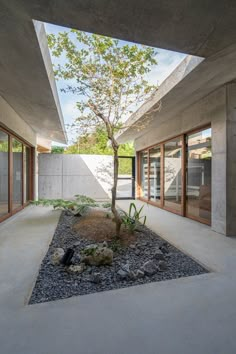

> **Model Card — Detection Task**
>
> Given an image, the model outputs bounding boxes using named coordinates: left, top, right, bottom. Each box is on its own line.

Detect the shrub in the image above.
left=31, top=195, right=98, bottom=216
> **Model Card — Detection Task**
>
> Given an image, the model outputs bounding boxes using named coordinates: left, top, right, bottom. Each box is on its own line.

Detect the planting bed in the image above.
left=30, top=211, right=208, bottom=304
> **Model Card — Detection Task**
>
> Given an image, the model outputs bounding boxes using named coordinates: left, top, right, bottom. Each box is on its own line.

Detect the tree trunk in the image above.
left=111, top=145, right=122, bottom=237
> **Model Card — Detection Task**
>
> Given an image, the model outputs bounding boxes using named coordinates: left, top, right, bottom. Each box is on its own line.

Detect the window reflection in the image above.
left=149, top=146, right=161, bottom=203
left=186, top=128, right=211, bottom=223
left=140, top=150, right=148, bottom=198
left=12, top=138, right=23, bottom=210
left=23, top=146, right=30, bottom=203
left=164, top=138, right=182, bottom=212
left=0, top=130, right=9, bottom=217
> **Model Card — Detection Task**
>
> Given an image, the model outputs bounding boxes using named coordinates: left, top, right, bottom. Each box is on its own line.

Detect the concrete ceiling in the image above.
left=117, top=42, right=236, bottom=143
left=1, top=0, right=236, bottom=143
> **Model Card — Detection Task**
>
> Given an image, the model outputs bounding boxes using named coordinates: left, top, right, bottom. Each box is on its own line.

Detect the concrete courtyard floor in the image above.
left=1, top=204, right=236, bottom=354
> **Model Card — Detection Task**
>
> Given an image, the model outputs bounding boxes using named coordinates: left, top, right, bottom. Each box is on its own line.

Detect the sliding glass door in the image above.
left=164, top=138, right=182, bottom=213
left=140, top=150, right=148, bottom=198
left=149, top=146, right=161, bottom=204
left=138, top=125, right=212, bottom=225
left=12, top=138, right=23, bottom=210
left=0, top=131, right=9, bottom=218
left=186, top=128, right=212, bottom=223
left=0, top=127, right=33, bottom=222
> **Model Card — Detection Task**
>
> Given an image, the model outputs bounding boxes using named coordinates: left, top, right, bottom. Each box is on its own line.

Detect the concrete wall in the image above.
left=226, top=83, right=236, bottom=236
left=135, top=86, right=228, bottom=235
left=38, top=154, right=113, bottom=201
left=0, top=95, right=36, bottom=146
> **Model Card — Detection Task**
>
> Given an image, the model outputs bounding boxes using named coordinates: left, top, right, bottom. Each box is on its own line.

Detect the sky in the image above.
left=44, top=23, right=186, bottom=145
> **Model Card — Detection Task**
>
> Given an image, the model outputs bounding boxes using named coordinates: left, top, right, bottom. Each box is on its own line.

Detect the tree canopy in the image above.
left=48, top=30, right=158, bottom=137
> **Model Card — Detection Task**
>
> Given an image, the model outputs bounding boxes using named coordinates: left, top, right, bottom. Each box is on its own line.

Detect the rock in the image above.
left=152, top=249, right=165, bottom=261
left=135, top=249, right=141, bottom=256
left=81, top=206, right=112, bottom=219
left=121, top=263, right=130, bottom=273
left=158, top=260, right=168, bottom=272
left=82, top=245, right=113, bottom=266
left=67, top=264, right=85, bottom=274
left=129, top=244, right=136, bottom=249
left=90, top=272, right=102, bottom=284
left=135, top=269, right=145, bottom=279
left=117, top=269, right=129, bottom=280
left=100, top=241, right=108, bottom=248
left=159, top=242, right=169, bottom=254
left=51, top=248, right=65, bottom=265
left=142, top=260, right=158, bottom=276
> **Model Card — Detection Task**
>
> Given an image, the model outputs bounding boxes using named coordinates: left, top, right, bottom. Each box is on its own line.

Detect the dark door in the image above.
left=116, top=156, right=135, bottom=200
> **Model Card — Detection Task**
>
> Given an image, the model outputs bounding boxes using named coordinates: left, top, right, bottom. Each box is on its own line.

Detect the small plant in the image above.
left=82, top=246, right=98, bottom=256
left=31, top=195, right=98, bottom=216
left=121, top=203, right=147, bottom=234
left=102, top=202, right=112, bottom=209
left=75, top=195, right=96, bottom=204
left=109, top=239, right=122, bottom=252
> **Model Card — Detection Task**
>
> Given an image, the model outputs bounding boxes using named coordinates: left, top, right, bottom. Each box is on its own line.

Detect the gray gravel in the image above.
left=29, top=211, right=208, bottom=304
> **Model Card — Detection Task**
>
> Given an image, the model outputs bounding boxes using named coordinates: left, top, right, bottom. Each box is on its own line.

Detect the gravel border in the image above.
left=29, top=211, right=208, bottom=304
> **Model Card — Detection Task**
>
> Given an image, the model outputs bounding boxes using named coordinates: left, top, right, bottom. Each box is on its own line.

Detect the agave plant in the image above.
left=121, top=203, right=147, bottom=234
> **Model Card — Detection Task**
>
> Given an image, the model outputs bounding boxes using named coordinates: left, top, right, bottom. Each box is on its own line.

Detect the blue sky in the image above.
left=44, top=23, right=186, bottom=145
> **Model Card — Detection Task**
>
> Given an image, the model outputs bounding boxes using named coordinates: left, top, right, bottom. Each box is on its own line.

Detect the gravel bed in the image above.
left=29, top=211, right=208, bottom=304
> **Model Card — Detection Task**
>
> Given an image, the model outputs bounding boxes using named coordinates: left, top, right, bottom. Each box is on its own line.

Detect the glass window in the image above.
left=164, top=138, right=182, bottom=212
left=149, top=146, right=161, bottom=204
left=140, top=150, right=148, bottom=199
left=23, top=146, right=31, bottom=203
left=0, top=130, right=9, bottom=217
left=186, top=128, right=211, bottom=223
left=12, top=138, right=23, bottom=210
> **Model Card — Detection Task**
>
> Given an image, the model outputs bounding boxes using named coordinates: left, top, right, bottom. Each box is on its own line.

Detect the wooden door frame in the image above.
left=136, top=123, right=211, bottom=225
left=0, top=125, right=34, bottom=223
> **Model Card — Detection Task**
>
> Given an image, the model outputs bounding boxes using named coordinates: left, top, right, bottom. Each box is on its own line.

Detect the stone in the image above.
left=51, top=248, right=65, bottom=265
left=67, top=264, right=85, bottom=274
left=152, top=249, right=165, bottom=261
left=100, top=241, right=108, bottom=248
left=158, top=260, right=168, bottom=272
left=72, top=253, right=81, bottom=264
left=129, top=244, right=136, bottom=249
left=135, top=249, right=141, bottom=256
left=81, top=206, right=112, bottom=219
left=135, top=269, right=145, bottom=279
left=117, top=269, right=129, bottom=280
left=82, top=245, right=113, bottom=266
left=142, top=260, right=158, bottom=276
left=159, top=242, right=169, bottom=254
left=90, top=272, right=102, bottom=284
left=121, top=263, right=130, bottom=273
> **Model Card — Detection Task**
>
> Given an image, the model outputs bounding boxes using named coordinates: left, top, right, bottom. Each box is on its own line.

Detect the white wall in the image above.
left=38, top=154, right=114, bottom=201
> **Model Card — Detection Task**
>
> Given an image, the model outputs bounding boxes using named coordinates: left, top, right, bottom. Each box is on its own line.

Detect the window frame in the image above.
left=137, top=123, right=211, bottom=225
left=0, top=124, right=34, bottom=222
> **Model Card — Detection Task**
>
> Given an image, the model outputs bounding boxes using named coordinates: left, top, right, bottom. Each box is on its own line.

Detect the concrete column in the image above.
left=226, top=83, right=236, bottom=236
left=211, top=87, right=227, bottom=235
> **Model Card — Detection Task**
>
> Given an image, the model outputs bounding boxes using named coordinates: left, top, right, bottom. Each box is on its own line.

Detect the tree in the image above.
left=51, top=145, right=65, bottom=154
left=65, top=126, right=134, bottom=156
left=48, top=30, right=158, bottom=237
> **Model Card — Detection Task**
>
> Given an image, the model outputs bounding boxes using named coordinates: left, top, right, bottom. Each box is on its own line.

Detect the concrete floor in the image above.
left=1, top=204, right=236, bottom=354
